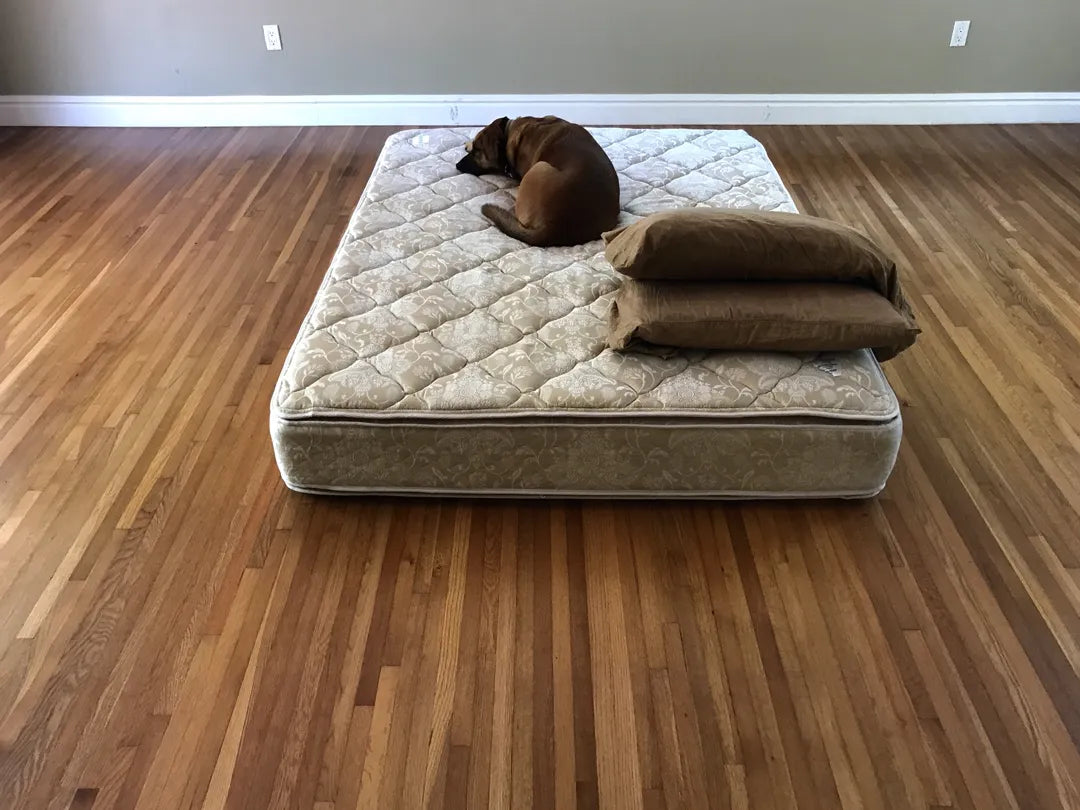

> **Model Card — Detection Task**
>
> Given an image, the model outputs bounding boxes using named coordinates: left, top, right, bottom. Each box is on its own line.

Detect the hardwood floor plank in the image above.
left=1, top=123, right=1079, bottom=809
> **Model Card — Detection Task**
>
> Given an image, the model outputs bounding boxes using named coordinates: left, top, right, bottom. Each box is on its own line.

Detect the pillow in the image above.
left=608, top=280, right=920, bottom=361
left=603, top=208, right=910, bottom=312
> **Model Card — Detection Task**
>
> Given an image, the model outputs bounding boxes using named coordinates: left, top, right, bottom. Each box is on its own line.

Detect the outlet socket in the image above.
left=950, top=20, right=970, bottom=47
left=263, top=24, right=282, bottom=51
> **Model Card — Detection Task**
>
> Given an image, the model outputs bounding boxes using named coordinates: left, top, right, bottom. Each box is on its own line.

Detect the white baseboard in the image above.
left=1, top=93, right=1078, bottom=127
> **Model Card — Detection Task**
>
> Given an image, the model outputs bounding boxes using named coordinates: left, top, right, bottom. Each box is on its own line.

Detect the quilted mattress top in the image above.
left=273, top=128, right=899, bottom=423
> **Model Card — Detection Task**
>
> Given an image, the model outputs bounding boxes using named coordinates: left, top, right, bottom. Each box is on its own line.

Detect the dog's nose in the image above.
left=456, top=154, right=480, bottom=174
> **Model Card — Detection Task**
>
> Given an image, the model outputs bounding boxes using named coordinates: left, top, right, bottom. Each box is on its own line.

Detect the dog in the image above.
left=455, top=115, right=620, bottom=247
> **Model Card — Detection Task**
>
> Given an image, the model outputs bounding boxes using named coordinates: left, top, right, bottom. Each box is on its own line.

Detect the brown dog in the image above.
left=455, top=116, right=620, bottom=247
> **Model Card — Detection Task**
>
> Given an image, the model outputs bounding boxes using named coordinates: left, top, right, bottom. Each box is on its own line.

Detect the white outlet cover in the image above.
left=950, top=20, right=970, bottom=47
left=263, top=24, right=282, bottom=51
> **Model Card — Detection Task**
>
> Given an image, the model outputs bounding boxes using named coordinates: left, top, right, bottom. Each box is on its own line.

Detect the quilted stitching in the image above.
left=275, top=128, right=896, bottom=418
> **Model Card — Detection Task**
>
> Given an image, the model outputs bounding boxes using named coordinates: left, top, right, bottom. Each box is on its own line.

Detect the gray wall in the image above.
left=1, top=0, right=1078, bottom=95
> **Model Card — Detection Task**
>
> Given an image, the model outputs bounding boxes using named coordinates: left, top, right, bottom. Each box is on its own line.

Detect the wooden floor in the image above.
left=1, top=123, right=1079, bottom=810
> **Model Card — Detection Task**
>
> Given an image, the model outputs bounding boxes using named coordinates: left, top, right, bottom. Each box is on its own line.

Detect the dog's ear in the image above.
left=493, top=116, right=511, bottom=150
left=495, top=117, right=512, bottom=175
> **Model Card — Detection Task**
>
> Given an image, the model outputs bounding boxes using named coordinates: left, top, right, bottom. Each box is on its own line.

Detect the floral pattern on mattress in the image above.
left=274, top=128, right=898, bottom=421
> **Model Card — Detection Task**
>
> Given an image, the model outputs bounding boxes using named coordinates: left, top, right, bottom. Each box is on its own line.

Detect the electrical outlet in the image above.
left=263, top=24, right=282, bottom=51
left=950, top=20, right=970, bottom=47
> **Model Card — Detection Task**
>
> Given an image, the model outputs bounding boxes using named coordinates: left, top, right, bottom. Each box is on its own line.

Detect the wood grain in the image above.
left=2, top=122, right=1080, bottom=809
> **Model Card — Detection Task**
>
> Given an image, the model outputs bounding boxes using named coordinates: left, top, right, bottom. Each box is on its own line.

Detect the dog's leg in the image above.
left=482, top=161, right=568, bottom=246
left=480, top=203, right=556, bottom=246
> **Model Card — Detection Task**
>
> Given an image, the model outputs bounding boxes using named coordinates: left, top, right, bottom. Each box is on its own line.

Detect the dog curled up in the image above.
left=456, top=116, right=620, bottom=247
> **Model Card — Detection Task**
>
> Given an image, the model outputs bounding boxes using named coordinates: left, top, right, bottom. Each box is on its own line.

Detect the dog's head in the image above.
left=456, top=117, right=510, bottom=176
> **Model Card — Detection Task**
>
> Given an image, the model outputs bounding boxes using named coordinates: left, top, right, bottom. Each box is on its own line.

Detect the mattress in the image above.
left=271, top=128, right=902, bottom=497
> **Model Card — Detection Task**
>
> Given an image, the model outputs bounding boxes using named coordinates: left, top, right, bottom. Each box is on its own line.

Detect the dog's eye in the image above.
left=465, top=141, right=473, bottom=153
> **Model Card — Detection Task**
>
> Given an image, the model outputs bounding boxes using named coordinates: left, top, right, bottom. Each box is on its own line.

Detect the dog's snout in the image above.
left=456, top=154, right=476, bottom=174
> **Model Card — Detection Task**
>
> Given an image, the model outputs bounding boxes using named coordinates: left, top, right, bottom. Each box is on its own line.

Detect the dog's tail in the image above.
left=481, top=204, right=557, bottom=247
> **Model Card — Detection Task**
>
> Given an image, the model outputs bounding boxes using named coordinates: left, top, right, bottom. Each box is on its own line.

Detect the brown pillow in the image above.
left=603, top=208, right=910, bottom=313
left=608, top=280, right=920, bottom=361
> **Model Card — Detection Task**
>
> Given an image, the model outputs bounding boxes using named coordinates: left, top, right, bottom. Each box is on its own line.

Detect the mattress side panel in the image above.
left=271, top=414, right=903, bottom=497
